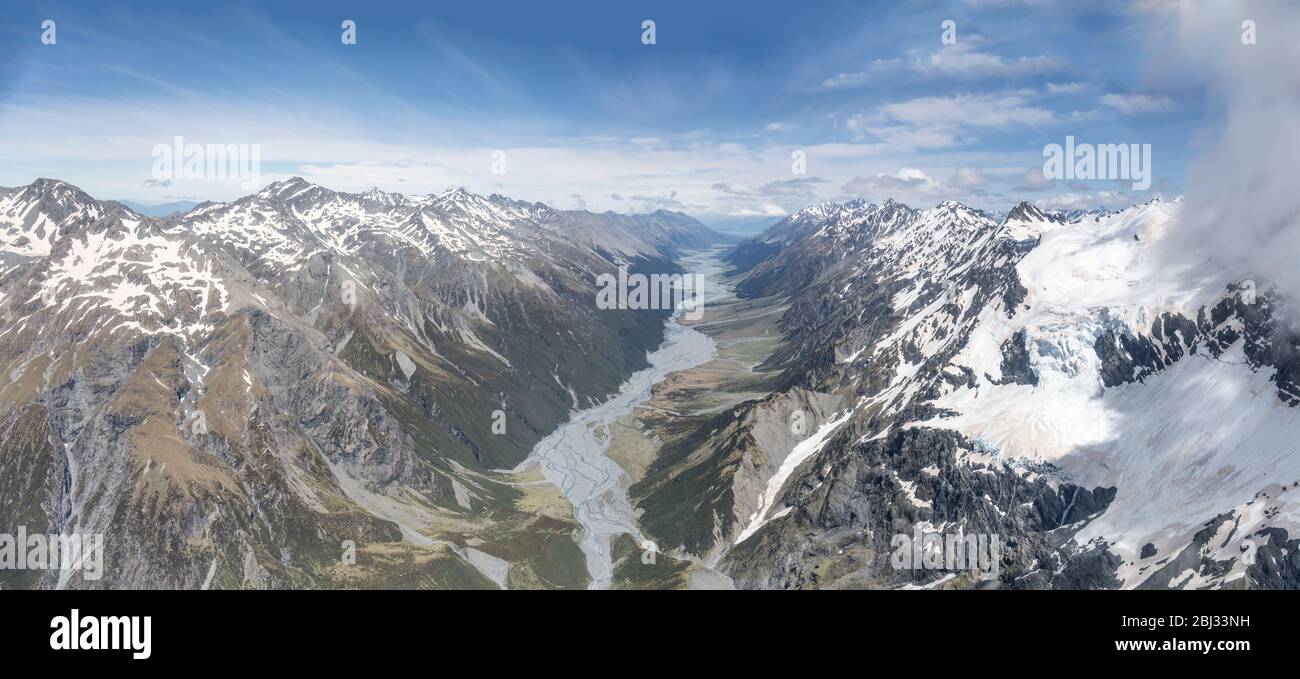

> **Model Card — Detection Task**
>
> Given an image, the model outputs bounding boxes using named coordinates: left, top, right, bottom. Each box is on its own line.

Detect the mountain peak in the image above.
left=789, top=200, right=843, bottom=221
left=432, top=186, right=494, bottom=210
left=359, top=186, right=406, bottom=207
left=995, top=201, right=1062, bottom=243
left=15, top=178, right=111, bottom=217
left=24, top=177, right=89, bottom=200
left=258, top=177, right=320, bottom=200
left=1005, top=201, right=1053, bottom=224
left=30, top=177, right=72, bottom=190
left=876, top=198, right=917, bottom=216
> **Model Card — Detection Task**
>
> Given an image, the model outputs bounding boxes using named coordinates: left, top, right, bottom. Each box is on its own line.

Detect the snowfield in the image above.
left=921, top=199, right=1300, bottom=587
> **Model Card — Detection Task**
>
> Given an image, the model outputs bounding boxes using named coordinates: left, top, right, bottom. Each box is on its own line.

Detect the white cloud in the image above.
left=947, top=166, right=991, bottom=191
left=839, top=92, right=1053, bottom=158
left=841, top=166, right=993, bottom=205
left=1015, top=168, right=1055, bottom=191
left=1046, top=81, right=1087, bottom=94
left=875, top=92, right=1054, bottom=129
left=1034, top=190, right=1128, bottom=211
left=711, top=176, right=829, bottom=216
left=727, top=203, right=789, bottom=218
left=1099, top=93, right=1176, bottom=115
left=1146, top=1, right=1300, bottom=305
left=821, top=70, right=873, bottom=90
left=912, top=43, right=1059, bottom=78
left=823, top=44, right=1059, bottom=91
left=842, top=169, right=936, bottom=201
left=844, top=120, right=960, bottom=151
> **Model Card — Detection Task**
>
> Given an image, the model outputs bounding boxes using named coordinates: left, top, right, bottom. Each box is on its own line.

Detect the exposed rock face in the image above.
left=0, top=178, right=724, bottom=589
left=997, top=330, right=1039, bottom=386
left=724, top=426, right=1120, bottom=590
left=630, top=386, right=843, bottom=562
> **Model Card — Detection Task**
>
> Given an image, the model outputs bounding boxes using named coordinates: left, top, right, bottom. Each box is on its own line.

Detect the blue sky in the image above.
left=0, top=0, right=1209, bottom=227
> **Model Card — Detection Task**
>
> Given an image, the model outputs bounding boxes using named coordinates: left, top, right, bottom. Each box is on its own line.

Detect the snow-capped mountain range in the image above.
left=3, top=174, right=1295, bottom=589
left=0, top=177, right=725, bottom=589
left=637, top=193, right=1300, bottom=589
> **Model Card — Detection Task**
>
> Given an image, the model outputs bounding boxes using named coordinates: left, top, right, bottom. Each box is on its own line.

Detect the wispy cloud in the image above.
left=1100, top=92, right=1176, bottom=115
left=842, top=92, right=1055, bottom=155
left=822, top=40, right=1061, bottom=90
left=1045, top=81, right=1087, bottom=94
left=909, top=42, right=1061, bottom=78
left=842, top=166, right=992, bottom=204
left=875, top=92, right=1055, bottom=129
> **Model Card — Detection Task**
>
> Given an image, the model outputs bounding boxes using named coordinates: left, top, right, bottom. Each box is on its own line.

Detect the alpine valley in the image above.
left=2, top=178, right=1298, bottom=589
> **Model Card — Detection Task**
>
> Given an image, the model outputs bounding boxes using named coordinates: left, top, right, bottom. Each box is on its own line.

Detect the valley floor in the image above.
left=604, top=259, right=791, bottom=589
